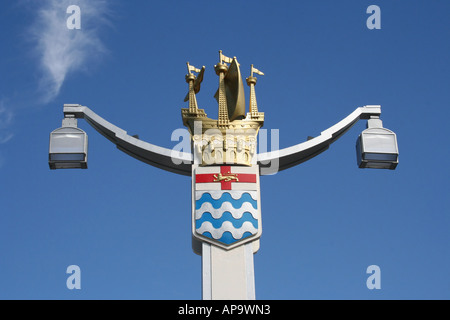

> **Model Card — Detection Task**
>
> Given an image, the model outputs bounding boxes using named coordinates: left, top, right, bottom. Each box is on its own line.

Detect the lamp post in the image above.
left=49, top=52, right=398, bottom=299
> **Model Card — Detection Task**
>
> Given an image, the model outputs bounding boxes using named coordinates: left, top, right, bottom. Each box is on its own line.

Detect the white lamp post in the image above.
left=48, top=103, right=398, bottom=299
left=49, top=54, right=399, bottom=300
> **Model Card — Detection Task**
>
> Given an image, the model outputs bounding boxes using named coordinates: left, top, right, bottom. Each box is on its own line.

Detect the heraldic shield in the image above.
left=192, top=165, right=262, bottom=250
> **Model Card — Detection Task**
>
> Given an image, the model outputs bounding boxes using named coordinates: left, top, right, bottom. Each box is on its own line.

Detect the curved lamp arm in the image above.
left=63, top=104, right=193, bottom=176
left=257, top=105, right=381, bottom=175
left=63, top=104, right=381, bottom=176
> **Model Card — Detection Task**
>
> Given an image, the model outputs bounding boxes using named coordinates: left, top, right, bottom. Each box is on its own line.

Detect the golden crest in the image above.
left=181, top=51, right=265, bottom=166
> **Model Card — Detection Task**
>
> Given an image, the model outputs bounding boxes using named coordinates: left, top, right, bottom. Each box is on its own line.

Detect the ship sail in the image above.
left=214, top=58, right=246, bottom=121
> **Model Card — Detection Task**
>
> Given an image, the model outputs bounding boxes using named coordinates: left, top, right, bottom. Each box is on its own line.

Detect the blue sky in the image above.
left=0, top=0, right=449, bottom=300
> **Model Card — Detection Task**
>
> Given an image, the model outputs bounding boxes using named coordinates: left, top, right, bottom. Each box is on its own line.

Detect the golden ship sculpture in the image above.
left=181, top=50, right=265, bottom=167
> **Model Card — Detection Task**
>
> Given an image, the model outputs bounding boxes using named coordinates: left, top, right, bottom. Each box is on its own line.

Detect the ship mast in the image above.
left=215, top=50, right=230, bottom=127
left=246, top=64, right=264, bottom=121
left=186, top=62, right=199, bottom=114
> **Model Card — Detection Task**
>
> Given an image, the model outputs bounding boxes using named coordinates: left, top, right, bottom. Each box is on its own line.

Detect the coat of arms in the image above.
left=192, top=165, right=261, bottom=249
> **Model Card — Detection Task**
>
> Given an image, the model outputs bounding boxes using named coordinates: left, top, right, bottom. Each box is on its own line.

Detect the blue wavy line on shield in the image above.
left=195, top=211, right=259, bottom=229
left=202, top=231, right=254, bottom=245
left=195, top=192, right=257, bottom=210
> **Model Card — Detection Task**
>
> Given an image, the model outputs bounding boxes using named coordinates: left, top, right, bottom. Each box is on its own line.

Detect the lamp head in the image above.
left=49, top=117, right=88, bottom=169
left=356, top=118, right=398, bottom=170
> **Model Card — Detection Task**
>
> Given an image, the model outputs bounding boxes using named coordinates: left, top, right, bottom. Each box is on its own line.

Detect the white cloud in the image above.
left=0, top=134, right=13, bottom=145
left=30, top=0, right=111, bottom=103
left=0, top=103, right=13, bottom=144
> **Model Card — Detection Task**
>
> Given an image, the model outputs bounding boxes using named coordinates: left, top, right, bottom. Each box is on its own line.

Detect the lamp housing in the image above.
left=49, top=117, right=88, bottom=169
left=356, top=118, right=398, bottom=170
